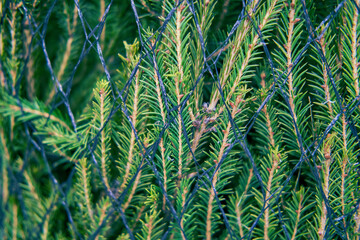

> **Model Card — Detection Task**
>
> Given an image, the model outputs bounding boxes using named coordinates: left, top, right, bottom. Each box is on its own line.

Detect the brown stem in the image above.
left=80, top=160, right=94, bottom=222
left=263, top=153, right=280, bottom=240
left=131, top=205, right=146, bottom=231
left=291, top=193, right=303, bottom=240
left=12, top=204, right=18, bottom=240
left=123, top=169, right=142, bottom=211
left=236, top=168, right=253, bottom=238
left=46, top=4, right=78, bottom=104
left=95, top=201, right=110, bottom=240
left=351, top=0, right=359, bottom=96
left=99, top=89, right=110, bottom=190
left=175, top=2, right=185, bottom=181
left=318, top=134, right=331, bottom=239
left=206, top=96, right=243, bottom=240
left=151, top=60, right=168, bottom=210
left=120, top=70, right=141, bottom=192
left=319, top=29, right=333, bottom=114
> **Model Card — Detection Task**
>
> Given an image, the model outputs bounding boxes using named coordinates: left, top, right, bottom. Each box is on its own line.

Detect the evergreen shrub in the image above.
left=1, top=0, right=360, bottom=239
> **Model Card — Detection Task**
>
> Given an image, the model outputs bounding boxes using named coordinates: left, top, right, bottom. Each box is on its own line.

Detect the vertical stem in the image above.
left=351, top=0, right=359, bottom=96
left=99, top=89, right=110, bottom=190
left=120, top=71, right=140, bottom=193
left=0, top=128, right=9, bottom=206
left=81, top=160, right=94, bottom=222
left=319, top=30, right=333, bottom=114
left=46, top=4, right=78, bottom=104
left=340, top=114, right=349, bottom=239
left=291, top=193, right=303, bottom=240
left=286, top=0, right=297, bottom=123
left=263, top=154, right=280, bottom=240
left=236, top=169, right=253, bottom=238
left=151, top=60, right=168, bottom=209
left=180, top=187, right=188, bottom=240
left=12, top=204, right=18, bottom=240
left=100, top=0, right=106, bottom=49
left=9, top=4, right=17, bottom=141
left=175, top=0, right=185, bottom=186
left=206, top=96, right=242, bottom=240
left=41, top=212, right=50, bottom=240
left=95, top=201, right=110, bottom=240
left=146, top=215, right=154, bottom=240
left=318, top=134, right=331, bottom=239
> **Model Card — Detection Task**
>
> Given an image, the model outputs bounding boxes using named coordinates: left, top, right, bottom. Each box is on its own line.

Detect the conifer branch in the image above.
left=24, top=24, right=35, bottom=100
left=193, top=0, right=280, bottom=154
left=225, top=0, right=280, bottom=106
left=116, top=41, right=145, bottom=201
left=123, top=168, right=142, bottom=211
left=261, top=102, right=282, bottom=240
left=317, top=134, right=332, bottom=239
left=12, top=203, right=18, bottom=240
left=192, top=0, right=215, bottom=113
left=236, top=168, right=253, bottom=238
left=340, top=114, right=348, bottom=233
left=290, top=193, right=302, bottom=240
left=99, top=85, right=110, bottom=190
left=151, top=51, right=168, bottom=209
left=23, top=171, right=40, bottom=203
left=208, top=0, right=260, bottom=111
left=80, top=158, right=95, bottom=222
left=336, top=1, right=360, bottom=237
left=6, top=3, right=22, bottom=142
left=319, top=31, right=333, bottom=114
left=5, top=103, right=71, bottom=132
left=351, top=0, right=359, bottom=96
left=285, top=0, right=298, bottom=125
left=175, top=1, right=185, bottom=181
left=263, top=154, right=280, bottom=240
left=0, top=127, right=9, bottom=206
left=100, top=0, right=106, bottom=49
left=131, top=205, right=146, bottom=231
left=9, top=4, right=17, bottom=95
left=47, top=3, right=78, bottom=104
left=95, top=201, right=109, bottom=240
left=140, top=0, right=157, bottom=17
left=41, top=210, right=50, bottom=240
left=179, top=186, right=188, bottom=240
left=284, top=187, right=313, bottom=239
left=205, top=95, right=243, bottom=240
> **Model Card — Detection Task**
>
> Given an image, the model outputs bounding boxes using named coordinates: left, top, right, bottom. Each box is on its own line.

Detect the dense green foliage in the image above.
left=1, top=0, right=360, bottom=239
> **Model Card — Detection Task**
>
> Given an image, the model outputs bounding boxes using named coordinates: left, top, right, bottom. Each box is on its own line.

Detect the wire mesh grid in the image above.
left=1, top=0, right=360, bottom=239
